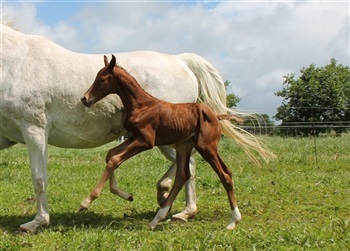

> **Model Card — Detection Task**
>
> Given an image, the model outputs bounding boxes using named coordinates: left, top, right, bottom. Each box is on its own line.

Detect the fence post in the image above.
left=311, top=107, right=319, bottom=168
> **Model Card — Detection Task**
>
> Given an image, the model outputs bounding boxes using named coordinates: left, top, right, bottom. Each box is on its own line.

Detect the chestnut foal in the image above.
left=81, top=54, right=243, bottom=230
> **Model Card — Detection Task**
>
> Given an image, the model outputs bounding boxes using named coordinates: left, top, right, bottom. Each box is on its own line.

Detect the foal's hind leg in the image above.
left=149, top=142, right=194, bottom=229
left=196, top=144, right=241, bottom=230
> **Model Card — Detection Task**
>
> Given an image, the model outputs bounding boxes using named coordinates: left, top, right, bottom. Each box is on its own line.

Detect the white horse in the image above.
left=1, top=24, right=274, bottom=233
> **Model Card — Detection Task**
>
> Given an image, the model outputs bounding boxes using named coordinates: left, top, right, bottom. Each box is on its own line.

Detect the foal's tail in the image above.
left=177, top=53, right=276, bottom=166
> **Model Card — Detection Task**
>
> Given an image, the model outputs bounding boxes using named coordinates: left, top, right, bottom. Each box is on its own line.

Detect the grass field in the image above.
left=1, top=135, right=349, bottom=250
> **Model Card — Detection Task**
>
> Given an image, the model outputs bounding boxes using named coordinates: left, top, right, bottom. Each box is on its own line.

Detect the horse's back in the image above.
left=0, top=25, right=199, bottom=149
left=104, top=51, right=198, bottom=103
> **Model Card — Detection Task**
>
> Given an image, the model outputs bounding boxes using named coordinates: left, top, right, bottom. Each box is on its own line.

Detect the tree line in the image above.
left=227, top=58, right=350, bottom=136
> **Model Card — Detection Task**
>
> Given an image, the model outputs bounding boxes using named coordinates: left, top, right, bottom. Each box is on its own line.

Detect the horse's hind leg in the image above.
left=109, top=172, right=133, bottom=201
left=196, top=144, right=241, bottom=230
left=149, top=142, right=194, bottom=229
left=157, top=145, right=197, bottom=222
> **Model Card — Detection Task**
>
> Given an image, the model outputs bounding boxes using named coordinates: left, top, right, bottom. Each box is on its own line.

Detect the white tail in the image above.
left=177, top=53, right=276, bottom=165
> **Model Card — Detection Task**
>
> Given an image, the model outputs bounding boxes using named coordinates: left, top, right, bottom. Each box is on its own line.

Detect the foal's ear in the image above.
left=107, top=54, right=116, bottom=73
left=104, top=55, right=109, bottom=67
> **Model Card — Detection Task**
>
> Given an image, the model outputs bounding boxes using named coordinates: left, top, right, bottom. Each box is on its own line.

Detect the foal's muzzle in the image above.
left=81, top=96, right=93, bottom=107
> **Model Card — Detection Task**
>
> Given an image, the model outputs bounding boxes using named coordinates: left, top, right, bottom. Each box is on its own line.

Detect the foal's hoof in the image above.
left=226, top=221, right=239, bottom=230
left=78, top=205, right=88, bottom=212
left=79, top=199, right=91, bottom=212
left=127, top=194, right=134, bottom=202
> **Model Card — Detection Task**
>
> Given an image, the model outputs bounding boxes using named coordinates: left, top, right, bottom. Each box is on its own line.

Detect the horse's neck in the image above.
left=114, top=68, right=156, bottom=114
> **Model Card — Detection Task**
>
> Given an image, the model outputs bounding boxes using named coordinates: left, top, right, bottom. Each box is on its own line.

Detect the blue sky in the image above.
left=2, top=1, right=349, bottom=120
left=36, top=2, right=83, bottom=24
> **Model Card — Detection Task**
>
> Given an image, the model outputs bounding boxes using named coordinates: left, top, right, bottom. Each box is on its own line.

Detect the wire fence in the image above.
left=242, top=121, right=350, bottom=135
left=241, top=106, right=350, bottom=136
left=240, top=107, right=350, bottom=168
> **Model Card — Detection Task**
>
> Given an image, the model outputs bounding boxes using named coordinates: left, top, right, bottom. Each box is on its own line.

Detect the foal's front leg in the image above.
left=79, top=138, right=137, bottom=211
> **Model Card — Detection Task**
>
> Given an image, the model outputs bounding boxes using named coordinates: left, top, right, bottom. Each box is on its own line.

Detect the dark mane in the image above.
left=115, top=62, right=139, bottom=83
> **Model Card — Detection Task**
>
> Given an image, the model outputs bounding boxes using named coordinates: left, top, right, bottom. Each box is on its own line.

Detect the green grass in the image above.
left=1, top=135, right=349, bottom=250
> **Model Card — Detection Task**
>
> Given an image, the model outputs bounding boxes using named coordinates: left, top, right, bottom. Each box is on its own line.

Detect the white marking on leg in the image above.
left=226, top=207, right=241, bottom=230
left=79, top=196, right=93, bottom=211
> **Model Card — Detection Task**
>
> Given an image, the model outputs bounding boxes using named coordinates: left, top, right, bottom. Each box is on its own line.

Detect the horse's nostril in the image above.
left=81, top=96, right=87, bottom=103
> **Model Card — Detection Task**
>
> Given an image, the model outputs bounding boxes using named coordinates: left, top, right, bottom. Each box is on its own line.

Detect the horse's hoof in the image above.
left=171, top=208, right=197, bottom=223
left=171, top=214, right=188, bottom=224
left=19, top=220, right=48, bottom=234
left=19, top=225, right=37, bottom=233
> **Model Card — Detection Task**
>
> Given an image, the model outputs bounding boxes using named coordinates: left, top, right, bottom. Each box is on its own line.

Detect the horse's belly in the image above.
left=48, top=128, right=121, bottom=148
left=48, top=107, right=125, bottom=149
left=0, top=123, right=25, bottom=144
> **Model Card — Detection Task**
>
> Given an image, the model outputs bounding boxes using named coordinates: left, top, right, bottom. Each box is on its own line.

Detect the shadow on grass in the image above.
left=0, top=210, right=158, bottom=234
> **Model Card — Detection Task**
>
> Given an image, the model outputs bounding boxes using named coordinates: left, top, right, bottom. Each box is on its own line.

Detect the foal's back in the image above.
left=152, top=101, right=222, bottom=146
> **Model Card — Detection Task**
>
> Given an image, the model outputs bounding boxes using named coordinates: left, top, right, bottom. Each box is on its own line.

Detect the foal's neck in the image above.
left=113, top=67, right=156, bottom=114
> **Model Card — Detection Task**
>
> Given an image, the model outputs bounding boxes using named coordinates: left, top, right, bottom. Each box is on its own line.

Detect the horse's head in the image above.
left=81, top=54, right=116, bottom=107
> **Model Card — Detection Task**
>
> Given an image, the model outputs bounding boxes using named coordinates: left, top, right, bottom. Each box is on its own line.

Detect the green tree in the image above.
left=274, top=58, right=350, bottom=136
left=225, top=80, right=241, bottom=108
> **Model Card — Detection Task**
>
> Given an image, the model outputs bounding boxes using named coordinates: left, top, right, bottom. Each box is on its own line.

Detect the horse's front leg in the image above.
left=19, top=125, right=50, bottom=233
left=79, top=138, right=150, bottom=211
left=157, top=145, right=198, bottom=222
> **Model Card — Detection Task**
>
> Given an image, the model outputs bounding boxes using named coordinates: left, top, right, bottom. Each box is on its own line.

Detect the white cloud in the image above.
left=2, top=1, right=349, bottom=119
left=2, top=3, right=38, bottom=29
left=2, top=2, right=82, bottom=51
left=255, top=69, right=291, bottom=91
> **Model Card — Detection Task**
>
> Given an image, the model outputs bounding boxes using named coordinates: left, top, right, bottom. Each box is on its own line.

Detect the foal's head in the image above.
left=81, top=54, right=117, bottom=107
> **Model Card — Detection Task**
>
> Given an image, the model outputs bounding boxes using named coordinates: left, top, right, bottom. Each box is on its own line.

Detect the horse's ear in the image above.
left=104, top=55, right=109, bottom=67
left=107, top=54, right=116, bottom=73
